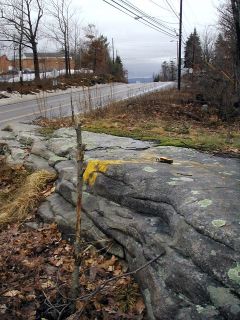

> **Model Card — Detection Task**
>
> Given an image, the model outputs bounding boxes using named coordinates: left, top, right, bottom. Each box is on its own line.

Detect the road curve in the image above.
left=0, top=82, right=174, bottom=127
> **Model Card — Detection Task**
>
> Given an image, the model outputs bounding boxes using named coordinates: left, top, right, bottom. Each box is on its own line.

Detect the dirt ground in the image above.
left=0, top=163, right=146, bottom=320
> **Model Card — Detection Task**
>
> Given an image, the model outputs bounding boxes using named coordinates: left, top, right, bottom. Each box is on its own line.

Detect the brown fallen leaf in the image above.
left=0, top=304, right=7, bottom=314
left=133, top=298, right=145, bottom=314
left=76, top=300, right=85, bottom=311
left=25, top=294, right=36, bottom=302
left=98, top=255, right=117, bottom=270
left=41, top=280, right=55, bottom=289
left=3, top=290, right=21, bottom=297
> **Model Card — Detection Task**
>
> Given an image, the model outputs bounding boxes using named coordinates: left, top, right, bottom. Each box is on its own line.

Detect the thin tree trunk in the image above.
left=68, top=49, right=71, bottom=76
left=32, top=42, right=40, bottom=80
left=19, top=42, right=23, bottom=97
left=64, top=45, right=69, bottom=77
left=71, top=122, right=85, bottom=311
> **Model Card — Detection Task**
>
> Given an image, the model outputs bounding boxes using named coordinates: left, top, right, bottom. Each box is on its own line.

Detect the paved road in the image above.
left=0, top=82, right=174, bottom=127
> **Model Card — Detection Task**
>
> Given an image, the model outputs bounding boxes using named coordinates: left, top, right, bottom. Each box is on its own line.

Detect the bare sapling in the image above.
left=70, top=99, right=86, bottom=311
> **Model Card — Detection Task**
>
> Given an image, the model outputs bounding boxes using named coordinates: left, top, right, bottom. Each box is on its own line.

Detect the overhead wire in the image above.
left=148, top=0, right=172, bottom=13
left=147, top=0, right=179, bottom=25
left=102, top=0, right=177, bottom=38
left=102, top=0, right=177, bottom=37
left=185, top=0, right=200, bottom=27
left=164, top=0, right=179, bottom=20
left=117, top=0, right=177, bottom=34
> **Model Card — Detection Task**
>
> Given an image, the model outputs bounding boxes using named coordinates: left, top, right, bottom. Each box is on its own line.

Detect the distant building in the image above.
left=0, top=55, right=11, bottom=74
left=14, top=52, right=74, bottom=72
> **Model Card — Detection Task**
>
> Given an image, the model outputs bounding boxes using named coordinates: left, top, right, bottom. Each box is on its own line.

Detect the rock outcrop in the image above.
left=1, top=124, right=240, bottom=320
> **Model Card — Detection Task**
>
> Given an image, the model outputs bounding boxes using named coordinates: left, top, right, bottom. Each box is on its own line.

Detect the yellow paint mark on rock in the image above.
left=83, top=159, right=126, bottom=186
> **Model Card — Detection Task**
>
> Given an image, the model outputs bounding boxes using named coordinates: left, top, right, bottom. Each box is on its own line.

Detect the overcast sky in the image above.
left=75, top=0, right=220, bottom=77
left=75, top=0, right=220, bottom=78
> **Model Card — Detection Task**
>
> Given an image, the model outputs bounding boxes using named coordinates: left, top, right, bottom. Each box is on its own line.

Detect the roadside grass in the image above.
left=35, top=87, right=240, bottom=155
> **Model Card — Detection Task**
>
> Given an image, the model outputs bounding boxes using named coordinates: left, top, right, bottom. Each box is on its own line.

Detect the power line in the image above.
left=113, top=0, right=177, bottom=36
left=164, top=0, right=179, bottom=20
left=117, top=0, right=177, bottom=34
left=102, top=0, right=177, bottom=38
left=185, top=0, right=200, bottom=26
left=102, top=0, right=177, bottom=37
left=148, top=0, right=172, bottom=13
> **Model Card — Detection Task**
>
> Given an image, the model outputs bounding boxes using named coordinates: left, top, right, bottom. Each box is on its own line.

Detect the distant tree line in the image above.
left=153, top=60, right=177, bottom=82
left=0, top=0, right=126, bottom=82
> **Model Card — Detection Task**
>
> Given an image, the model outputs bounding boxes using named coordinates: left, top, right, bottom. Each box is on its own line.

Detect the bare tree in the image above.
left=218, top=0, right=240, bottom=93
left=0, top=0, right=44, bottom=80
left=71, top=18, right=82, bottom=70
left=201, top=27, right=216, bottom=64
left=47, top=0, right=75, bottom=76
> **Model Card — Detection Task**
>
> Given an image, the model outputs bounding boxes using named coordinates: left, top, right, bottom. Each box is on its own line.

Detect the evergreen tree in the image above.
left=81, top=24, right=126, bottom=81
left=184, top=28, right=203, bottom=69
left=153, top=73, right=160, bottom=82
left=81, top=26, right=112, bottom=74
left=213, top=34, right=229, bottom=67
left=111, top=55, right=126, bottom=81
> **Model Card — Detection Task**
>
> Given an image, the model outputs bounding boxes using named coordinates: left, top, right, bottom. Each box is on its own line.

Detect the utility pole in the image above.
left=178, top=0, right=183, bottom=90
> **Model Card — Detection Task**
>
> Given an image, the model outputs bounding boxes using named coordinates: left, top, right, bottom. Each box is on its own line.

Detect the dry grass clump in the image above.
left=0, top=170, right=56, bottom=229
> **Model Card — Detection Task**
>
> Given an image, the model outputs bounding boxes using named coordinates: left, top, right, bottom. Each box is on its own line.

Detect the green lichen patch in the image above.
left=207, top=286, right=240, bottom=308
left=170, top=177, right=193, bottom=182
left=212, top=219, right=226, bottom=228
left=198, top=199, right=213, bottom=208
left=221, top=171, right=233, bottom=176
left=196, top=305, right=218, bottom=317
left=191, top=190, right=200, bottom=195
left=167, top=181, right=178, bottom=186
left=143, top=166, right=158, bottom=173
left=228, top=264, right=240, bottom=285
left=211, top=250, right=217, bottom=256
left=179, top=177, right=194, bottom=182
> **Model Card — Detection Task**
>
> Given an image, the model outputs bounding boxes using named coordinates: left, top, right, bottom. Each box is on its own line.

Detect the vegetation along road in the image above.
left=0, top=82, right=174, bottom=127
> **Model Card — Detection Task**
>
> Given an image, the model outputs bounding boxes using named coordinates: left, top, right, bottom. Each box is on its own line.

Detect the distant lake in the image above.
left=128, top=77, right=153, bottom=83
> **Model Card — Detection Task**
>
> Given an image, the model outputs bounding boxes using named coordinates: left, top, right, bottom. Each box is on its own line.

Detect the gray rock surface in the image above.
left=1, top=123, right=240, bottom=320
left=81, top=155, right=240, bottom=320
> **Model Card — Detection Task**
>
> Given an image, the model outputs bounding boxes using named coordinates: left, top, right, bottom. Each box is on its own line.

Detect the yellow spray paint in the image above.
left=83, top=157, right=165, bottom=186
left=83, top=159, right=126, bottom=186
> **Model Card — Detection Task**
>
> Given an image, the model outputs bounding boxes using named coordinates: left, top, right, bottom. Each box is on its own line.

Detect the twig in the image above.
left=78, top=253, right=162, bottom=301
left=70, top=253, right=163, bottom=318
left=57, top=302, right=71, bottom=320
left=42, top=290, right=60, bottom=316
